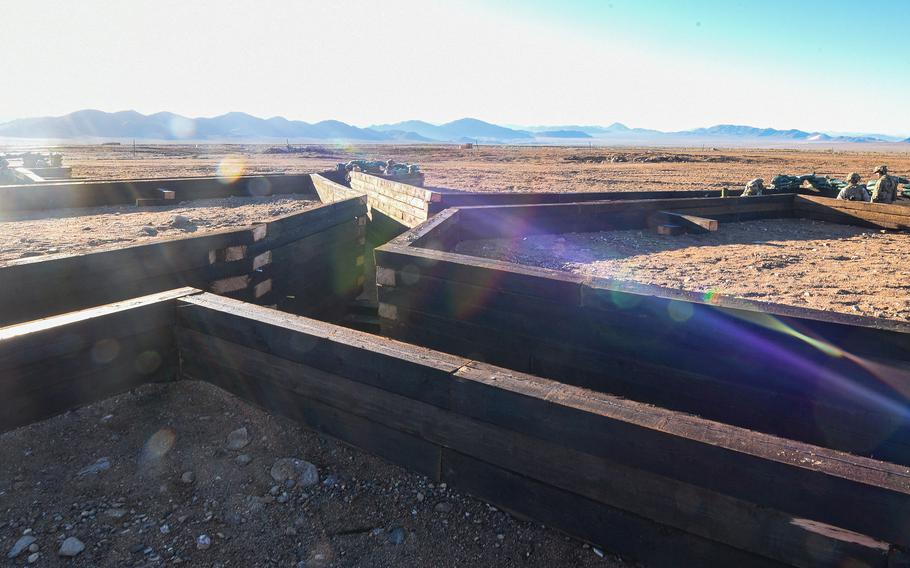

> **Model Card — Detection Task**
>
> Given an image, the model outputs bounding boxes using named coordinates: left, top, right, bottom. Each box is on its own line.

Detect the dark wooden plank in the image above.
left=0, top=174, right=316, bottom=212
left=174, top=295, right=910, bottom=547
left=250, top=197, right=367, bottom=253
left=651, top=210, right=719, bottom=232
left=443, top=451, right=785, bottom=568
left=0, top=287, right=197, bottom=369
left=795, top=199, right=910, bottom=230
left=0, top=328, right=173, bottom=399
left=268, top=218, right=364, bottom=264
left=430, top=188, right=734, bottom=210
left=448, top=194, right=793, bottom=239
left=178, top=329, right=890, bottom=566
left=176, top=293, right=465, bottom=408
left=452, top=362, right=910, bottom=547
left=797, top=194, right=910, bottom=216
left=1, top=355, right=168, bottom=432
left=397, top=208, right=462, bottom=250
left=374, top=244, right=584, bottom=304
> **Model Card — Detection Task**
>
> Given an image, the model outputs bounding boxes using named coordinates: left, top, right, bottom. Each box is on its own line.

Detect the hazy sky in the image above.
left=3, top=0, right=908, bottom=134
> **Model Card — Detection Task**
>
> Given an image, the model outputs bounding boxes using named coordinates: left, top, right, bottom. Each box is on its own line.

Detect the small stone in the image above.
left=387, top=526, right=406, bottom=545
left=226, top=427, right=250, bottom=450
left=160, top=524, right=170, bottom=534
left=58, top=537, right=85, bottom=557
left=433, top=502, right=453, bottom=514
left=28, top=543, right=38, bottom=553
left=139, top=226, right=158, bottom=237
left=77, top=457, right=111, bottom=477
left=7, top=535, right=36, bottom=558
left=27, top=552, right=39, bottom=564
left=277, top=493, right=289, bottom=504
left=234, top=454, right=252, bottom=466
left=593, top=547, right=605, bottom=558
left=416, top=492, right=425, bottom=502
left=180, top=471, right=196, bottom=484
left=196, top=534, right=212, bottom=550
left=171, top=215, right=193, bottom=229
left=130, top=543, right=145, bottom=554
left=105, top=508, right=127, bottom=519
left=270, top=458, right=319, bottom=487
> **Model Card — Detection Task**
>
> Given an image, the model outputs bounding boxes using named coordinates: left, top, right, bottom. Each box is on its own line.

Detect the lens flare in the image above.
left=135, top=350, right=162, bottom=374
left=169, top=116, right=196, bottom=139
left=141, top=428, right=176, bottom=462
left=667, top=300, right=694, bottom=322
left=217, top=156, right=245, bottom=182
left=91, top=338, right=120, bottom=364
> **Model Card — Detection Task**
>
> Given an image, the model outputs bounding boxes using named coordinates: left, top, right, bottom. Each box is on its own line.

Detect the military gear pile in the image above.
left=340, top=159, right=421, bottom=178
left=768, top=174, right=802, bottom=192
left=741, top=178, right=765, bottom=196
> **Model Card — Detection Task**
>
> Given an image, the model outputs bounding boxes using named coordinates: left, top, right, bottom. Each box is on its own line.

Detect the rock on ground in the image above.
left=58, top=537, right=85, bottom=557
left=226, top=427, right=251, bottom=450
left=7, top=535, right=36, bottom=558
left=270, top=458, right=319, bottom=488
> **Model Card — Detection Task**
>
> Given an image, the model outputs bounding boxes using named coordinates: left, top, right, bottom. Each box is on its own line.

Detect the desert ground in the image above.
left=0, top=381, right=617, bottom=567
left=14, top=143, right=910, bottom=193
left=0, top=195, right=316, bottom=264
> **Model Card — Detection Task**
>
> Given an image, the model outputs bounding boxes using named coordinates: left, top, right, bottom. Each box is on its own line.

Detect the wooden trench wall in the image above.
left=375, top=195, right=910, bottom=467
left=6, top=177, right=910, bottom=566
left=0, top=178, right=368, bottom=326
left=0, top=173, right=316, bottom=212
left=3, top=288, right=910, bottom=567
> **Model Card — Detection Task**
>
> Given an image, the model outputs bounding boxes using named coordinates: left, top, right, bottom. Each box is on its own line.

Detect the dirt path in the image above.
left=0, top=381, right=620, bottom=567
left=0, top=195, right=317, bottom=264
left=454, top=219, right=910, bottom=321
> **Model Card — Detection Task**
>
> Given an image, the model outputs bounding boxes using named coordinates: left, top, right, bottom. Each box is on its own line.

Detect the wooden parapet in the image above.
left=0, top=173, right=316, bottom=213
left=0, top=287, right=199, bottom=432
left=175, top=292, right=908, bottom=566
left=0, top=194, right=368, bottom=325
left=3, top=285, right=909, bottom=566
left=375, top=196, right=910, bottom=466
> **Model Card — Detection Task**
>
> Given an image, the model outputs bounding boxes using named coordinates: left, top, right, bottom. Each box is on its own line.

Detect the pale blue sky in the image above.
left=2, top=0, right=907, bottom=134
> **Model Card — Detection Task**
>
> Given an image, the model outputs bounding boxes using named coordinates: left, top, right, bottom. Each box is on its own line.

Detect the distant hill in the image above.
left=674, top=124, right=894, bottom=144
left=679, top=125, right=814, bottom=139
left=0, top=110, right=902, bottom=145
left=371, top=118, right=532, bottom=142
left=0, top=110, right=423, bottom=142
left=535, top=130, right=593, bottom=138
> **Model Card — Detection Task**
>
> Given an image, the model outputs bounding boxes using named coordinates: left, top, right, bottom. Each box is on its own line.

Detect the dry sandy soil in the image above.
left=31, top=143, right=910, bottom=194
left=0, top=195, right=316, bottom=264
left=454, top=219, right=910, bottom=322
left=0, top=380, right=619, bottom=567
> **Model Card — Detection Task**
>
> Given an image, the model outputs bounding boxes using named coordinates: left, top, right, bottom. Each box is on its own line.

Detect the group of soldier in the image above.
left=742, top=166, right=909, bottom=203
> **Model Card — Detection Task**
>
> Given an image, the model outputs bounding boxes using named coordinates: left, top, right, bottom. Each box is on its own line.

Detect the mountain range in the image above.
left=0, top=110, right=907, bottom=145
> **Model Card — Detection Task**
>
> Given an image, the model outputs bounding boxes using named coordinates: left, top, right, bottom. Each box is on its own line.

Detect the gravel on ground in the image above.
left=0, top=381, right=622, bottom=567
left=454, top=218, right=910, bottom=321
left=0, top=194, right=317, bottom=265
